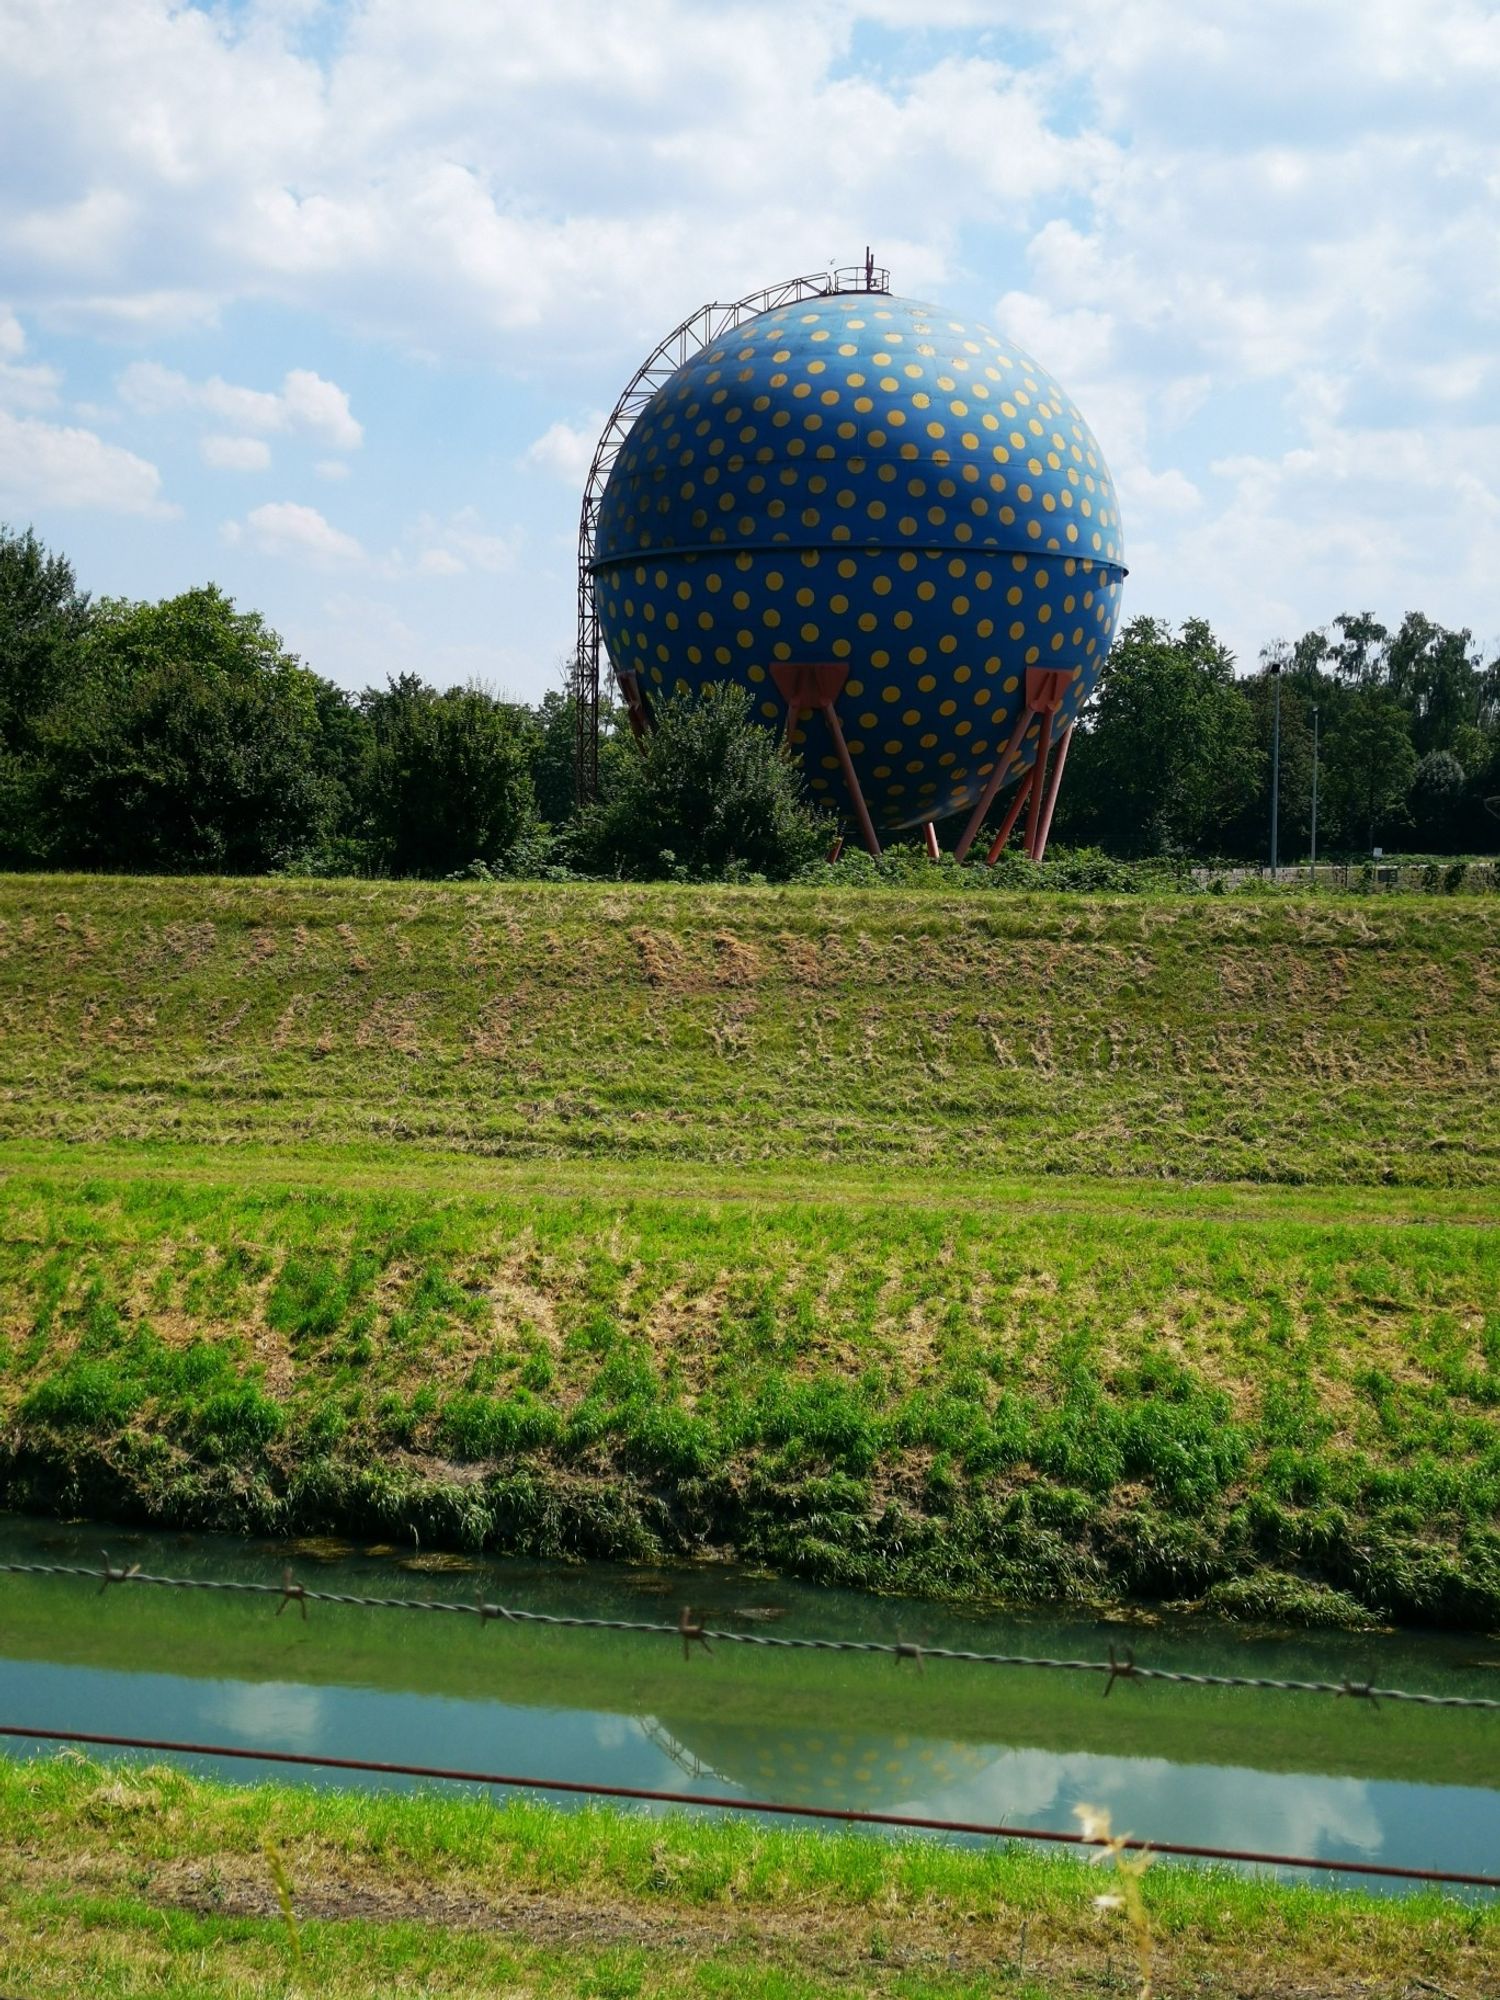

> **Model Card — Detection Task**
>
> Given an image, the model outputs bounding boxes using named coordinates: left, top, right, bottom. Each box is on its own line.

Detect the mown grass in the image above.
left=1, top=874, right=1497, bottom=1185
left=0, top=1757, right=1493, bottom=1998
left=2, top=1164, right=1497, bottom=1623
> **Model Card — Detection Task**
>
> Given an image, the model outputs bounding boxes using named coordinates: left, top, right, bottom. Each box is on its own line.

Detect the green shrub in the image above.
left=21, top=1362, right=143, bottom=1430
left=436, top=1391, right=561, bottom=1460
left=191, top=1385, right=285, bottom=1456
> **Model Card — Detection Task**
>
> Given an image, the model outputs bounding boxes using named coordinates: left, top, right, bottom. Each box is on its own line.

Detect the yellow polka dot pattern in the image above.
left=594, top=293, right=1126, bottom=830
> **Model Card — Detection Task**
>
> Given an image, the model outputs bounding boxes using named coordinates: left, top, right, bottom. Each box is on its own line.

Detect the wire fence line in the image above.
left=2, top=1722, right=1497, bottom=1890
left=4, top=1556, right=1499, bottom=1710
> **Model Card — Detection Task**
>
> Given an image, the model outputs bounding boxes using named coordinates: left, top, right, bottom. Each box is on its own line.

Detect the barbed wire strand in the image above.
left=2, top=1722, right=1496, bottom=1889
left=3, top=1557, right=1498, bottom=1710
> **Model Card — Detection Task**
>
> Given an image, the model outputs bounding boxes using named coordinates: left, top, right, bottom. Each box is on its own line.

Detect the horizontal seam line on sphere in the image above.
left=591, top=544, right=1130, bottom=576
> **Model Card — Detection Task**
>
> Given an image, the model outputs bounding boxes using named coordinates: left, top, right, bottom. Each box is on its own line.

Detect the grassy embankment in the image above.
left=0, top=875, right=1497, bottom=1623
left=1, top=1758, right=1494, bottom=1999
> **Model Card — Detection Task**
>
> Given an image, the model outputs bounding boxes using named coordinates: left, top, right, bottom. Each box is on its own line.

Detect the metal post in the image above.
left=1310, top=705, right=1319, bottom=875
left=923, top=821, right=940, bottom=862
left=1269, top=661, right=1282, bottom=878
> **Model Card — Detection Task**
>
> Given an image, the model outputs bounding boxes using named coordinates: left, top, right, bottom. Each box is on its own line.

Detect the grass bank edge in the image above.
left=2, top=1166, right=1497, bottom=1630
left=0, top=1756, right=1493, bottom=1994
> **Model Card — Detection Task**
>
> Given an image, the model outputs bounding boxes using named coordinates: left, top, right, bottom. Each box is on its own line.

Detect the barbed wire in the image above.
left=4, top=1556, right=1498, bottom=1709
left=3, top=1722, right=1497, bottom=1888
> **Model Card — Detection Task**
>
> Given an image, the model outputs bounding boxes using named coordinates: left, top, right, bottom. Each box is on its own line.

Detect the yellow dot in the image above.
left=882, top=685, right=900, bottom=703
left=917, top=674, right=936, bottom=692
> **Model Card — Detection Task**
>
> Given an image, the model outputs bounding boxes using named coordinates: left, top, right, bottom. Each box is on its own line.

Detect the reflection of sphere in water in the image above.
left=595, top=293, right=1126, bottom=831
left=644, top=1713, right=992, bottom=1810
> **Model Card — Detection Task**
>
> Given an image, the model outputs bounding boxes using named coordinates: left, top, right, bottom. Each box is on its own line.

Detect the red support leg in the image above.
left=1031, top=721, right=1074, bottom=864
left=924, top=821, right=940, bottom=861
left=821, top=698, right=881, bottom=858
left=771, top=661, right=882, bottom=861
left=985, top=765, right=1035, bottom=864
left=1022, top=711, right=1057, bottom=859
left=616, top=670, right=652, bottom=746
left=954, top=704, right=1035, bottom=863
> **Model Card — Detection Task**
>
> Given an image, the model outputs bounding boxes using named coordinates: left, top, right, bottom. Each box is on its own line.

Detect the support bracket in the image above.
left=771, top=662, right=882, bottom=859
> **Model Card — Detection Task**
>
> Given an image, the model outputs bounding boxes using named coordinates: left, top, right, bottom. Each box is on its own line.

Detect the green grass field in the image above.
left=1, top=1758, right=1492, bottom=1999
left=0, top=875, right=1497, bottom=1622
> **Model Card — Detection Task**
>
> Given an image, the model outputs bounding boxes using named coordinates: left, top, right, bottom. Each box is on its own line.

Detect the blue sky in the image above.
left=2, top=0, right=1497, bottom=699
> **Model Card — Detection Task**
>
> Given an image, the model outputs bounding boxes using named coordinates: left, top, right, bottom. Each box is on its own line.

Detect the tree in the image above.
left=1056, top=616, right=1259, bottom=857
left=1408, top=749, right=1466, bottom=851
left=1321, top=689, right=1417, bottom=851
left=1383, top=613, right=1485, bottom=758
left=1328, top=611, right=1390, bottom=687
left=571, top=681, right=825, bottom=880
left=526, top=683, right=635, bottom=827
left=0, top=523, right=90, bottom=741
left=0, top=525, right=94, bottom=864
left=359, top=676, right=537, bottom=875
left=36, top=586, right=337, bottom=872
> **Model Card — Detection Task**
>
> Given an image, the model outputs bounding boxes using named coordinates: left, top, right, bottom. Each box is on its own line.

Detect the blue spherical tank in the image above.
left=593, top=292, right=1125, bottom=832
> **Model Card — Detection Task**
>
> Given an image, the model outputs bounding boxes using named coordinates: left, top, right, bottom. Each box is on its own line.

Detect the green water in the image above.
left=0, top=1514, right=1496, bottom=1892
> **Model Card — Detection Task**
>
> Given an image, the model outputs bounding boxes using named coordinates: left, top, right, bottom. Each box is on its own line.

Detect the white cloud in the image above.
left=227, top=499, right=364, bottom=567
left=523, top=416, right=603, bottom=484
left=119, top=362, right=362, bottom=449
left=200, top=432, right=272, bottom=471
left=313, top=458, right=350, bottom=480
left=0, top=308, right=61, bottom=411
left=0, top=407, right=172, bottom=514
left=388, top=507, right=518, bottom=580
left=3, top=1, right=1500, bottom=673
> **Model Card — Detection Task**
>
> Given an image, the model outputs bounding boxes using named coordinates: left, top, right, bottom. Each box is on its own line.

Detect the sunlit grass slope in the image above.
left=0, top=873, right=1496, bottom=1184
left=0, top=875, right=1496, bottom=1622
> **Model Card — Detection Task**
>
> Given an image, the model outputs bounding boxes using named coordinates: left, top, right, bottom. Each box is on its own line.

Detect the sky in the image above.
left=1, top=0, right=1498, bottom=701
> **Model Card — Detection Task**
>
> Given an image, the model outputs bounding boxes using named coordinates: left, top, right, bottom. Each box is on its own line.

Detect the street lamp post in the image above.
left=1269, top=659, right=1282, bottom=879
left=1310, top=704, right=1320, bottom=879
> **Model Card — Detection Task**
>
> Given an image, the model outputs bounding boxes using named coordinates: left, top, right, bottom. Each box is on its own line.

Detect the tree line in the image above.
left=2, top=524, right=1497, bottom=879
left=1056, top=612, right=1500, bottom=860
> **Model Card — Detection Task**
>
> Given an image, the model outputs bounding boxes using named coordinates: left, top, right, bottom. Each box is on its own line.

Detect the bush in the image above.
left=436, top=1391, right=561, bottom=1460
left=569, top=682, right=826, bottom=881
left=21, top=1363, right=143, bottom=1430
left=191, top=1385, right=285, bottom=1456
